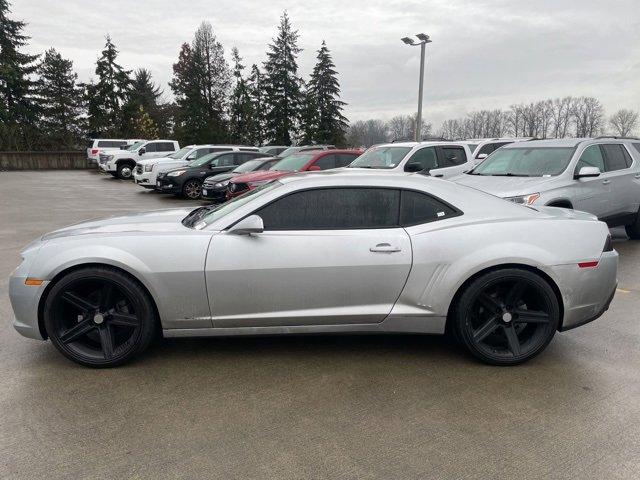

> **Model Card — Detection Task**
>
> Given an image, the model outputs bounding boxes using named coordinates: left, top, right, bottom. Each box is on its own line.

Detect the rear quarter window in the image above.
left=400, top=190, right=461, bottom=226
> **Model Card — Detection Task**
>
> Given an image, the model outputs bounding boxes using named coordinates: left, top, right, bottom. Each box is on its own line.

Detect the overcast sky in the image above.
left=13, top=0, right=640, bottom=128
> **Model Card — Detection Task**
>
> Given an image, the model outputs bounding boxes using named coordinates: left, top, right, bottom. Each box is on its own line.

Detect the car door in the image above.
left=205, top=187, right=412, bottom=328
left=139, top=142, right=158, bottom=160
left=572, top=144, right=611, bottom=219
left=600, top=144, right=638, bottom=221
left=430, top=145, right=469, bottom=178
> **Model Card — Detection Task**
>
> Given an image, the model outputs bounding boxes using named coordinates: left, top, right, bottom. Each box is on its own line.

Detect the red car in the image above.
left=226, top=149, right=363, bottom=198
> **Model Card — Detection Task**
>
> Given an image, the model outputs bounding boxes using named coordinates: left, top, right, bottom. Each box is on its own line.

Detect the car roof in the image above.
left=501, top=138, right=589, bottom=148
left=367, top=141, right=466, bottom=148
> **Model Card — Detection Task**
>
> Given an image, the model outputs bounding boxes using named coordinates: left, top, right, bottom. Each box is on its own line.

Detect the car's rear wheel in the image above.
left=182, top=179, right=202, bottom=199
left=44, top=267, right=156, bottom=367
left=453, top=268, right=559, bottom=365
left=625, top=210, right=640, bottom=239
left=116, top=163, right=134, bottom=180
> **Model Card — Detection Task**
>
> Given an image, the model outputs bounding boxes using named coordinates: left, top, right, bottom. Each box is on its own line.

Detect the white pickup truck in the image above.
left=133, top=145, right=260, bottom=189
left=98, top=140, right=179, bottom=179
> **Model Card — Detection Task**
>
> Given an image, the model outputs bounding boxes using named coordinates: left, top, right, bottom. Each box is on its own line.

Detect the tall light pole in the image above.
left=402, top=34, right=432, bottom=141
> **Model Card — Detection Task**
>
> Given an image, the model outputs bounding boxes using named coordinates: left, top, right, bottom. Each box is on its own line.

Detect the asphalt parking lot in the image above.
left=1, top=170, right=640, bottom=479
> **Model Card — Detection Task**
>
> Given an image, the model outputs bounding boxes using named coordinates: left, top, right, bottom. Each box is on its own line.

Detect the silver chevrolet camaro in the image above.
left=9, top=171, right=618, bottom=367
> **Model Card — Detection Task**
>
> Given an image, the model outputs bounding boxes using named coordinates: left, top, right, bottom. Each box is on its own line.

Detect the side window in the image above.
left=405, top=147, right=438, bottom=172
left=259, top=159, right=278, bottom=170
left=602, top=144, right=630, bottom=172
left=97, top=140, right=126, bottom=148
left=239, top=147, right=259, bottom=152
left=215, top=154, right=236, bottom=167
left=257, top=188, right=400, bottom=230
left=144, top=142, right=158, bottom=153
left=336, top=153, right=358, bottom=167
left=476, top=143, right=495, bottom=157
left=400, top=190, right=460, bottom=226
left=209, top=147, right=232, bottom=153
left=313, top=154, right=337, bottom=170
left=575, top=145, right=605, bottom=173
left=234, top=153, right=259, bottom=164
left=440, top=146, right=467, bottom=167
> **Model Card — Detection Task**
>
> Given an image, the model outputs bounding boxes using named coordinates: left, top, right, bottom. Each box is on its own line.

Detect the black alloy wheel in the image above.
left=44, top=267, right=156, bottom=367
left=182, top=179, right=202, bottom=199
left=454, top=269, right=559, bottom=365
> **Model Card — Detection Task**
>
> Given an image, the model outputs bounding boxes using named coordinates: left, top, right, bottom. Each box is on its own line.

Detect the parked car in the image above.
left=9, top=170, right=617, bottom=367
left=259, top=145, right=289, bottom=156
left=460, top=138, right=533, bottom=163
left=133, top=145, right=258, bottom=189
left=278, top=144, right=335, bottom=157
left=451, top=137, right=640, bottom=237
left=347, top=141, right=474, bottom=178
left=86, top=139, right=142, bottom=166
left=156, top=151, right=270, bottom=199
left=99, top=140, right=180, bottom=179
left=226, top=149, right=362, bottom=199
left=202, top=157, right=280, bottom=202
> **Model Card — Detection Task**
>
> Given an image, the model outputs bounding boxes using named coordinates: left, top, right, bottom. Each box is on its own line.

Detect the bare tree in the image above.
left=346, top=119, right=388, bottom=147
left=550, top=97, right=575, bottom=138
left=387, top=115, right=412, bottom=141
left=609, top=109, right=639, bottom=136
left=572, top=96, right=605, bottom=137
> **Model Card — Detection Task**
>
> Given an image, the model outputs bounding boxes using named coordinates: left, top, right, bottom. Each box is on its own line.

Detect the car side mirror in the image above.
left=405, top=163, right=423, bottom=173
left=228, top=215, right=264, bottom=235
left=574, top=166, right=601, bottom=179
left=138, top=148, right=146, bottom=155
left=307, top=165, right=321, bottom=171
left=476, top=153, right=488, bottom=160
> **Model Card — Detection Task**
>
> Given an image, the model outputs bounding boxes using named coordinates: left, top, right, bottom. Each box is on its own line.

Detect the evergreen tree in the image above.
left=263, top=11, right=303, bottom=145
left=85, top=35, right=131, bottom=137
left=246, top=64, right=267, bottom=145
left=228, top=47, right=254, bottom=144
left=306, top=41, right=348, bottom=145
left=169, top=42, right=201, bottom=145
left=0, top=0, right=40, bottom=150
left=122, top=68, right=165, bottom=137
left=131, top=105, right=159, bottom=139
left=36, top=48, right=84, bottom=148
left=300, top=80, right=317, bottom=144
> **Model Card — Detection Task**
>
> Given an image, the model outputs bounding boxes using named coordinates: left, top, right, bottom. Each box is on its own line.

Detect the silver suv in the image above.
left=452, top=137, right=640, bottom=238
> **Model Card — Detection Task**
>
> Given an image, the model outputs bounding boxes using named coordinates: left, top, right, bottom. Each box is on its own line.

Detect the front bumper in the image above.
left=553, top=250, right=618, bottom=331
left=155, top=177, right=182, bottom=194
left=201, top=186, right=227, bottom=202
left=134, top=170, right=155, bottom=188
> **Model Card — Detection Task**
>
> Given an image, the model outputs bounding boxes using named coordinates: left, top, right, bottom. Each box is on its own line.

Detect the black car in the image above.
left=156, top=151, right=269, bottom=199
left=201, top=157, right=280, bottom=202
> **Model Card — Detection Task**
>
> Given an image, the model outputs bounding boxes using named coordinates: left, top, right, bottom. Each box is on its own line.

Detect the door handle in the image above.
left=370, top=243, right=402, bottom=253
left=602, top=179, right=611, bottom=185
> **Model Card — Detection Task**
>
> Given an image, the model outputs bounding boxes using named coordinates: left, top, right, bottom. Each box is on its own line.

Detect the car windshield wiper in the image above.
left=490, top=173, right=532, bottom=177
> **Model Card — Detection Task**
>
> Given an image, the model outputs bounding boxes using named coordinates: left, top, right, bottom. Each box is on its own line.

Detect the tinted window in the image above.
left=235, top=152, right=264, bottom=163
left=405, top=147, right=438, bottom=172
left=602, top=144, right=632, bottom=171
left=313, top=154, right=336, bottom=170
left=477, top=142, right=511, bottom=157
left=440, top=146, right=467, bottom=166
left=239, top=147, right=259, bottom=152
left=400, top=190, right=459, bottom=226
left=336, top=153, right=359, bottom=167
left=210, top=147, right=233, bottom=153
left=575, top=145, right=605, bottom=173
left=97, top=140, right=126, bottom=148
left=212, top=154, right=236, bottom=167
left=257, top=188, right=400, bottom=230
left=144, top=142, right=157, bottom=153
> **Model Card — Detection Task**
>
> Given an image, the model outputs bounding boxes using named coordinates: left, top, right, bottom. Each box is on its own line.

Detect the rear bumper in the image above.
left=553, top=250, right=618, bottom=331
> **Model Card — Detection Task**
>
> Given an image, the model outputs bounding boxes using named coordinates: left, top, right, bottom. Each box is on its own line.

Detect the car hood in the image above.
left=450, top=174, right=560, bottom=197
left=231, top=170, right=290, bottom=183
left=138, top=156, right=183, bottom=166
left=204, top=172, right=236, bottom=183
left=156, top=160, right=190, bottom=173
left=41, top=208, right=195, bottom=240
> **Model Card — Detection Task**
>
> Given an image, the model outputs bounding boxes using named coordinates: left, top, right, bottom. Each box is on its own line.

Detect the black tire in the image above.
left=625, top=211, right=640, bottom=239
left=43, top=266, right=157, bottom=368
left=452, top=268, right=559, bottom=366
left=182, top=179, right=202, bottom=199
left=116, top=162, right=134, bottom=180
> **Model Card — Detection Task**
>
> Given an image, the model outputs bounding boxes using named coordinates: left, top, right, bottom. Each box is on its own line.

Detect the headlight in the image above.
left=505, top=193, right=540, bottom=205
left=106, top=155, right=114, bottom=161
left=215, top=180, right=230, bottom=188
left=168, top=170, right=186, bottom=177
left=145, top=164, right=154, bottom=172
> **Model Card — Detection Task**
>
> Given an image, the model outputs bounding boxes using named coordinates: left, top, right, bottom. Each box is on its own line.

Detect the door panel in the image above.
left=430, top=146, right=469, bottom=178
left=573, top=145, right=611, bottom=218
left=206, top=229, right=412, bottom=327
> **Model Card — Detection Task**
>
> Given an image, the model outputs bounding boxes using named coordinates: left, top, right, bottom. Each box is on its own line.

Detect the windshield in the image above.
left=278, top=147, right=300, bottom=157
left=189, top=152, right=221, bottom=167
left=233, top=159, right=263, bottom=173
left=183, top=181, right=282, bottom=228
left=270, top=153, right=314, bottom=171
left=348, top=146, right=411, bottom=169
left=470, top=147, right=576, bottom=177
left=168, top=147, right=192, bottom=159
left=128, top=141, right=145, bottom=151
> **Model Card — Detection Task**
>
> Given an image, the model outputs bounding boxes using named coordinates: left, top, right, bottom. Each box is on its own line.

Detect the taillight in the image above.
left=91, top=148, right=99, bottom=155
left=603, top=234, right=613, bottom=252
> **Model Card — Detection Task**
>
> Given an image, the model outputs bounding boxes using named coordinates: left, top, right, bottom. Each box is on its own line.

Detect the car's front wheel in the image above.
left=452, top=268, right=559, bottom=365
left=116, top=163, right=134, bottom=180
left=182, top=179, right=202, bottom=199
left=44, top=266, right=157, bottom=367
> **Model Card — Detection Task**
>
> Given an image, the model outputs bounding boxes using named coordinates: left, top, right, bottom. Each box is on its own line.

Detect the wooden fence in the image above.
left=0, top=151, right=90, bottom=170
